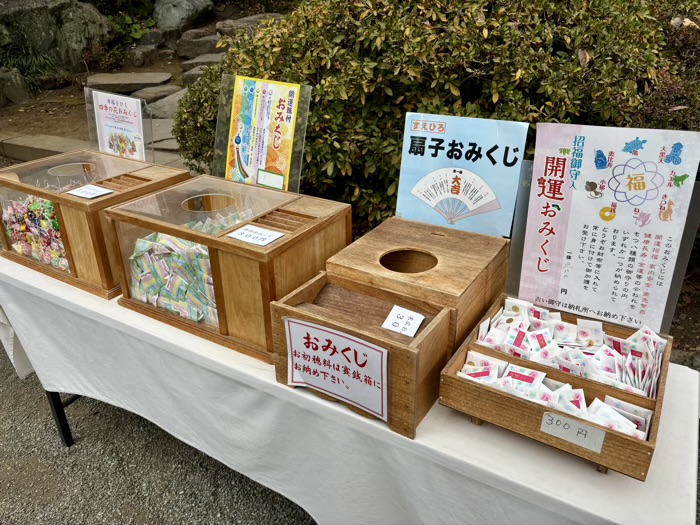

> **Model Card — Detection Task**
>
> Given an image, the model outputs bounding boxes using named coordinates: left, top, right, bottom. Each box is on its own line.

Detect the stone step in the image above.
left=181, top=53, right=224, bottom=71
left=154, top=138, right=179, bottom=151
left=177, top=31, right=219, bottom=59
left=148, top=88, right=188, bottom=119
left=216, top=13, right=284, bottom=36
left=183, top=65, right=206, bottom=86
left=87, top=72, right=172, bottom=93
left=132, top=85, right=183, bottom=104
left=150, top=119, right=175, bottom=143
left=1, top=134, right=91, bottom=162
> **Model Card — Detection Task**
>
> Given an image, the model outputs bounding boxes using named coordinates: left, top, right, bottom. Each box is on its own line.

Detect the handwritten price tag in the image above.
left=228, top=225, right=285, bottom=246
left=540, top=412, right=606, bottom=453
left=382, top=305, right=425, bottom=337
left=65, top=184, right=113, bottom=199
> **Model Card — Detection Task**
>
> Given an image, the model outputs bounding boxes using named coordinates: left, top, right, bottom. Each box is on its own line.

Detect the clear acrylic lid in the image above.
left=116, top=176, right=297, bottom=235
left=0, top=151, right=151, bottom=193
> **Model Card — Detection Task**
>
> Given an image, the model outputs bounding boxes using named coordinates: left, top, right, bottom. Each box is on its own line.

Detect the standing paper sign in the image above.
left=284, top=318, right=389, bottom=422
left=395, top=113, right=528, bottom=237
left=225, top=76, right=301, bottom=191
left=91, top=90, right=146, bottom=160
left=520, top=123, right=700, bottom=331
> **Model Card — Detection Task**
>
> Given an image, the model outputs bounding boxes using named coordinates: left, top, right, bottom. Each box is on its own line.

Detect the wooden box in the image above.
left=439, top=295, right=672, bottom=481
left=0, top=150, right=190, bottom=298
left=326, top=217, right=510, bottom=350
left=272, top=271, right=454, bottom=438
left=105, top=175, right=351, bottom=363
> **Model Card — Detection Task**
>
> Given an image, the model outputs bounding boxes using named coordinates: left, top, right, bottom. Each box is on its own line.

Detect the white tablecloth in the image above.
left=0, top=257, right=696, bottom=525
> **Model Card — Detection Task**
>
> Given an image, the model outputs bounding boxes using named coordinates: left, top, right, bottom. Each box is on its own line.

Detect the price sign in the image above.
left=285, top=318, right=389, bottom=421
left=228, top=225, right=285, bottom=246
left=381, top=305, right=425, bottom=337
left=540, top=412, right=606, bottom=453
left=65, top=184, right=114, bottom=199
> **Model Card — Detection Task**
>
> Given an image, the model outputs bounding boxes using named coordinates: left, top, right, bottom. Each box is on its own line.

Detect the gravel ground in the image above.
left=0, top=348, right=316, bottom=525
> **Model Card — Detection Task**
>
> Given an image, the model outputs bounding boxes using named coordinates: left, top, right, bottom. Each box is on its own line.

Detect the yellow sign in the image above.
left=225, top=76, right=301, bottom=191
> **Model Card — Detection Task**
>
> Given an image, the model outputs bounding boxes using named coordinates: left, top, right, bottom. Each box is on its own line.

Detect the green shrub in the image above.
left=175, top=0, right=671, bottom=233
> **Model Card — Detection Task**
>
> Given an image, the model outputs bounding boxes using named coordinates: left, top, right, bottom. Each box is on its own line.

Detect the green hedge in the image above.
left=175, top=0, right=678, bottom=234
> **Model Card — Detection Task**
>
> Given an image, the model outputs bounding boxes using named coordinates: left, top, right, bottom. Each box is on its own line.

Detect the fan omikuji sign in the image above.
left=396, top=113, right=527, bottom=238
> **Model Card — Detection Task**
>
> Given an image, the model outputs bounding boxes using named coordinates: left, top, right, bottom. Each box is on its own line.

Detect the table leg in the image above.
left=45, top=391, right=75, bottom=447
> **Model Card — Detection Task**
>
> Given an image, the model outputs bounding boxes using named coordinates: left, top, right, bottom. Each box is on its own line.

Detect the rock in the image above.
left=140, top=28, right=164, bottom=47
left=0, top=67, right=30, bottom=107
left=153, top=138, right=179, bottom=151
left=148, top=88, right=187, bottom=118
left=181, top=28, right=210, bottom=40
left=0, top=0, right=111, bottom=72
left=183, top=65, right=206, bottom=85
left=151, top=119, right=175, bottom=143
left=216, top=14, right=285, bottom=36
left=128, top=45, right=159, bottom=67
left=158, top=49, right=177, bottom=60
left=131, top=85, right=182, bottom=104
left=87, top=72, right=172, bottom=93
left=176, top=34, right=219, bottom=58
left=181, top=53, right=224, bottom=71
left=154, top=0, right=213, bottom=31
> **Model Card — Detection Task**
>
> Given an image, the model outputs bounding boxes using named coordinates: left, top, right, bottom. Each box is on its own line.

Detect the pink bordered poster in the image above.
left=520, top=123, right=700, bottom=331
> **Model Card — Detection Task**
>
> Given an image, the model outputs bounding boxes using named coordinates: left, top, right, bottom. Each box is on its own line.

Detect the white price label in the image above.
left=65, top=184, right=114, bottom=199
left=381, top=305, right=425, bottom=338
left=228, top=225, right=285, bottom=246
left=540, top=412, right=606, bottom=453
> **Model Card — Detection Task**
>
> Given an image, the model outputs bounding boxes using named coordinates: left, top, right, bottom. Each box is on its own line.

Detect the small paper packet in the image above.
left=527, top=305, right=550, bottom=320
left=577, top=319, right=604, bottom=346
left=503, top=364, right=546, bottom=389
left=505, top=325, right=531, bottom=350
left=457, top=366, right=498, bottom=383
left=465, top=350, right=508, bottom=377
left=526, top=329, right=553, bottom=352
left=557, top=388, right=588, bottom=416
left=481, top=327, right=508, bottom=348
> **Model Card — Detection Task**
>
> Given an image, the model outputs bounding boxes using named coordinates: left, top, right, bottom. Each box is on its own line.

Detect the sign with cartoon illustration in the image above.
left=92, top=90, right=145, bottom=161
left=520, top=123, right=700, bottom=331
left=396, top=113, right=528, bottom=237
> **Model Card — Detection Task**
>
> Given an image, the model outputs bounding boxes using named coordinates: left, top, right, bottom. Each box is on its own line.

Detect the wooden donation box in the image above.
left=0, top=150, right=190, bottom=298
left=105, top=175, right=351, bottom=362
left=272, top=217, right=509, bottom=438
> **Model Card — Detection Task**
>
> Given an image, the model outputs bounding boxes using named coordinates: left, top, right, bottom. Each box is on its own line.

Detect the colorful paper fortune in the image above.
left=2, top=195, right=69, bottom=272
left=458, top=355, right=651, bottom=440
left=478, top=296, right=667, bottom=399
left=129, top=231, right=218, bottom=327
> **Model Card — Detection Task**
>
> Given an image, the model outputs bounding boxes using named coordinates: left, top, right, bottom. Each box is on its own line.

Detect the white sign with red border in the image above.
left=284, top=318, right=389, bottom=422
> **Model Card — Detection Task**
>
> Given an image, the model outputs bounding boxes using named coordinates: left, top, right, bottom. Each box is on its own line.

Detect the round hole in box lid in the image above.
left=181, top=193, right=238, bottom=213
left=47, top=162, right=98, bottom=177
left=379, top=249, right=438, bottom=274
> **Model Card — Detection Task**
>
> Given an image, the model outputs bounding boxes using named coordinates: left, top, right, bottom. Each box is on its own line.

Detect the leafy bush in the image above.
left=109, top=13, right=156, bottom=44
left=175, top=0, right=672, bottom=233
left=631, top=18, right=700, bottom=131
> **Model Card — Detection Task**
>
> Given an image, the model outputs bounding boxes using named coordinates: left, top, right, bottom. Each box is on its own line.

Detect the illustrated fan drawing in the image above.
left=410, top=167, right=500, bottom=224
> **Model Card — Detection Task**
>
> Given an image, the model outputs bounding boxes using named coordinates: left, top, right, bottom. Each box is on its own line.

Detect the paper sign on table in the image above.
left=540, top=412, right=606, bottom=453
left=228, top=225, right=285, bottom=246
left=284, top=317, right=389, bottom=422
left=92, top=90, right=146, bottom=161
left=65, top=184, right=114, bottom=199
left=381, top=305, right=425, bottom=337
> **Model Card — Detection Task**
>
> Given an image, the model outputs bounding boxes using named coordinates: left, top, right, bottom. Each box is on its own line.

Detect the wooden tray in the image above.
left=439, top=295, right=672, bottom=481
left=272, top=271, right=454, bottom=438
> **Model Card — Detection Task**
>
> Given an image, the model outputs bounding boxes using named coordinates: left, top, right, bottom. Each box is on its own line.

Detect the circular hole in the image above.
left=379, top=249, right=438, bottom=274
left=181, top=193, right=238, bottom=213
left=47, top=162, right=97, bottom=177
